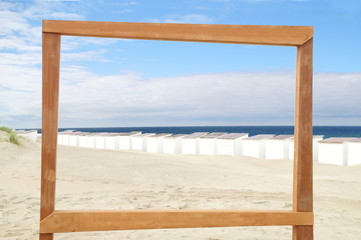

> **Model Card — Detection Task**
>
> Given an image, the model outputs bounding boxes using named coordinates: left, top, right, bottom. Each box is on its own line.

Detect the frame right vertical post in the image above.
left=293, top=38, right=314, bottom=240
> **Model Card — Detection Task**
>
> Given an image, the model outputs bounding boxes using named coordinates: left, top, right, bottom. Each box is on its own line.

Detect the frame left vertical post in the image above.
left=40, top=32, right=61, bottom=240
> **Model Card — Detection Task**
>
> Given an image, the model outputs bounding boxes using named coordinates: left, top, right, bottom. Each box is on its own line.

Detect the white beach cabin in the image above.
left=288, top=135, right=324, bottom=162
left=16, top=130, right=38, bottom=142
left=181, top=132, right=208, bottom=155
left=85, top=133, right=100, bottom=148
left=199, top=132, right=227, bottom=155
left=104, top=133, right=123, bottom=150
left=78, top=133, right=90, bottom=148
left=104, top=132, right=142, bottom=150
left=94, top=133, right=109, bottom=149
left=318, top=137, right=357, bottom=166
left=216, top=133, right=249, bottom=156
left=60, top=133, right=71, bottom=145
left=163, top=134, right=187, bottom=154
left=57, top=130, right=74, bottom=145
left=146, top=133, right=172, bottom=153
left=346, top=138, right=361, bottom=166
left=242, top=134, right=275, bottom=158
left=131, top=133, right=156, bottom=151
left=118, top=131, right=142, bottom=150
left=57, top=133, right=64, bottom=145
left=68, top=132, right=83, bottom=147
left=61, top=131, right=80, bottom=146
left=265, top=135, right=294, bottom=159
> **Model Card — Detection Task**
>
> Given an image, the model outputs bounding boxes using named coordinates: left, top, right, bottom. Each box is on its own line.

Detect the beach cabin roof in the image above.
left=289, top=135, right=324, bottom=141
left=103, top=132, right=123, bottom=136
left=218, top=133, right=248, bottom=139
left=16, top=130, right=38, bottom=134
left=165, top=134, right=187, bottom=139
left=130, top=131, right=142, bottom=134
left=200, top=132, right=227, bottom=139
left=114, top=131, right=142, bottom=136
left=349, top=138, right=361, bottom=142
left=85, top=132, right=102, bottom=136
left=64, top=131, right=82, bottom=135
left=269, top=135, right=294, bottom=140
left=313, top=135, right=324, bottom=139
left=58, top=130, right=75, bottom=134
left=319, top=137, right=358, bottom=144
left=183, top=132, right=208, bottom=139
left=77, top=132, right=90, bottom=136
left=133, top=133, right=155, bottom=138
left=149, top=133, right=172, bottom=138
left=245, top=134, right=275, bottom=140
left=93, top=132, right=110, bottom=136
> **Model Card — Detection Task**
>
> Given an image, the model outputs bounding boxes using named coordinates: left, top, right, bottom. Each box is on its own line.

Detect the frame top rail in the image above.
left=42, top=20, right=313, bottom=46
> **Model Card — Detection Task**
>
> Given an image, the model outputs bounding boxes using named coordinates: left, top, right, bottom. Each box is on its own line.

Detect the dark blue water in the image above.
left=44, top=126, right=361, bottom=139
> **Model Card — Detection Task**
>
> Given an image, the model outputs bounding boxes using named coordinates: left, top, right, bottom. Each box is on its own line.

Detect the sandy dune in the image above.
left=0, top=142, right=360, bottom=239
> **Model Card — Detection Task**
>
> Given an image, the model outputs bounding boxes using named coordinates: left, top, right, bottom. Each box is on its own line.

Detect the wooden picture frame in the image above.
left=40, top=20, right=314, bottom=239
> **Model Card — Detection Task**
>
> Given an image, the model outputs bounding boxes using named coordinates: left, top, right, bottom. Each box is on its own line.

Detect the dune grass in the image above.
left=0, top=126, right=23, bottom=145
left=0, top=126, right=14, bottom=135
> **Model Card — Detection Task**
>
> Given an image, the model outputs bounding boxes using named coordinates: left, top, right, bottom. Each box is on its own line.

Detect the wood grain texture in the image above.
left=293, top=225, right=314, bottom=240
left=40, top=32, right=61, bottom=240
left=293, top=38, right=314, bottom=239
left=42, top=20, right=313, bottom=46
left=40, top=210, right=314, bottom=233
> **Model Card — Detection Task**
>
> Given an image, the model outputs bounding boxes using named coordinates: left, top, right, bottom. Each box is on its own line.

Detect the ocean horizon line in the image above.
left=18, top=125, right=361, bottom=139
left=19, top=125, right=361, bottom=130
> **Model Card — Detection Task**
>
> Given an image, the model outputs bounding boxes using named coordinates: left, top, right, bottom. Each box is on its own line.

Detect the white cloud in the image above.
left=313, top=73, right=361, bottom=125
left=0, top=52, right=41, bottom=66
left=0, top=10, right=31, bottom=36
left=47, top=12, right=83, bottom=19
left=0, top=0, right=119, bottom=128
left=165, top=14, right=214, bottom=24
left=150, top=14, right=214, bottom=24
left=2, top=50, right=361, bottom=128
left=0, top=2, right=13, bottom=10
left=121, top=1, right=138, bottom=5
left=61, top=36, right=120, bottom=51
left=50, top=70, right=360, bottom=127
left=62, top=49, right=109, bottom=62
left=0, top=37, right=41, bottom=52
left=22, top=1, right=84, bottom=20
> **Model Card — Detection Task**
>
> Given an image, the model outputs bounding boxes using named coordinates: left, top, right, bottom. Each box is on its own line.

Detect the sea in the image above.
left=42, top=126, right=361, bottom=139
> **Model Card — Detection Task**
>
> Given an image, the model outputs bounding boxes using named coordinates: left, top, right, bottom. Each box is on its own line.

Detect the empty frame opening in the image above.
left=56, top=38, right=295, bottom=212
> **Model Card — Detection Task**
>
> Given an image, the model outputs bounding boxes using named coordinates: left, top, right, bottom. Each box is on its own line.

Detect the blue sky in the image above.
left=0, top=0, right=360, bottom=128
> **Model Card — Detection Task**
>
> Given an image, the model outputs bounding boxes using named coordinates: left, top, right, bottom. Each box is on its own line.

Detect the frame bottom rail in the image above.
left=40, top=210, right=313, bottom=233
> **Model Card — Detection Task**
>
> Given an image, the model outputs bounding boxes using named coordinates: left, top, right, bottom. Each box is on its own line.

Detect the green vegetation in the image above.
left=0, top=126, right=14, bottom=135
left=9, top=132, right=21, bottom=145
left=0, top=126, right=23, bottom=146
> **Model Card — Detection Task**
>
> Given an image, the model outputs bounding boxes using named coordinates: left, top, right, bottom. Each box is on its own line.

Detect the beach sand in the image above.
left=1, top=142, right=360, bottom=239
